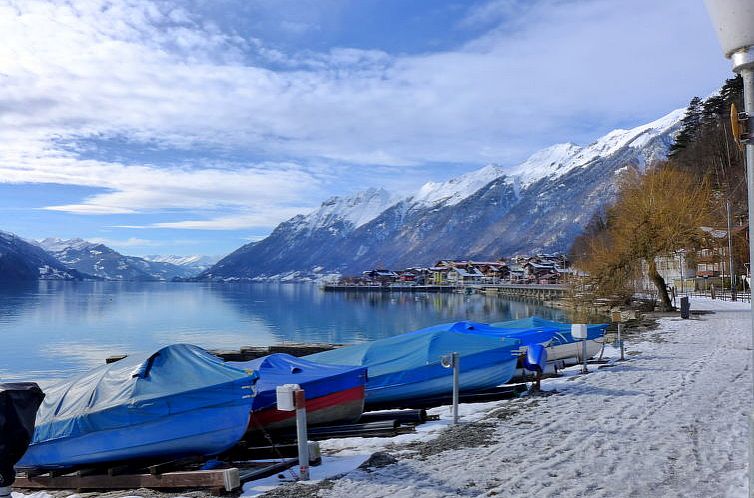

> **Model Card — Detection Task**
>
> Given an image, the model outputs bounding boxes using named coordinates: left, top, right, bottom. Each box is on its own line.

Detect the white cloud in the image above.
left=88, top=237, right=159, bottom=248
left=0, top=0, right=732, bottom=230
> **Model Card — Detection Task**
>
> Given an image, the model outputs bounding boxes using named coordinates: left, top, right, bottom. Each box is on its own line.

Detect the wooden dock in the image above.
left=106, top=342, right=342, bottom=364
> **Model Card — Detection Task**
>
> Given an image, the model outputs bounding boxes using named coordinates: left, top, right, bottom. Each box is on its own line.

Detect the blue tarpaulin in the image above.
left=491, top=317, right=608, bottom=345
left=230, top=353, right=366, bottom=412
left=305, top=322, right=526, bottom=405
left=19, top=344, right=257, bottom=469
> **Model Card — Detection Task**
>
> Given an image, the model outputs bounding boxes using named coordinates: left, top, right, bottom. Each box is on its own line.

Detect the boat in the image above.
left=18, top=344, right=258, bottom=470
left=491, top=317, right=609, bottom=365
left=229, top=353, right=367, bottom=432
left=305, top=321, right=536, bottom=407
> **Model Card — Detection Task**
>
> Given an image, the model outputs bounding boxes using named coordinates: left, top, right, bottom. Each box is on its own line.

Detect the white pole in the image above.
left=294, top=388, right=310, bottom=481
left=739, top=66, right=754, bottom=498
left=618, top=322, right=625, bottom=361
left=581, top=339, right=589, bottom=374
left=451, top=352, right=460, bottom=425
left=727, top=200, right=737, bottom=300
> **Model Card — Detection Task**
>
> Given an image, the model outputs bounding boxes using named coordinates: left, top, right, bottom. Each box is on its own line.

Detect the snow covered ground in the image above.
left=250, top=296, right=753, bottom=497
left=13, top=295, right=752, bottom=498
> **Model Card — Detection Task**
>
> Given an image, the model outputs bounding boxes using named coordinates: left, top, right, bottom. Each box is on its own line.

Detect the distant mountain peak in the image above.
left=298, top=186, right=400, bottom=231
left=412, top=164, right=506, bottom=207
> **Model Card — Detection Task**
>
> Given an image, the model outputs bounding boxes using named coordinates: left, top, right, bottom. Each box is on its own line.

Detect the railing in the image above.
left=684, top=289, right=751, bottom=303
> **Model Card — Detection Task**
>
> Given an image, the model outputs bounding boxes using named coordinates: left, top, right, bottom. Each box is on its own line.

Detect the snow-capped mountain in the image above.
left=198, top=108, right=684, bottom=281
left=143, top=254, right=219, bottom=272
left=0, top=231, right=86, bottom=281
left=38, top=238, right=198, bottom=281
left=411, top=164, right=506, bottom=207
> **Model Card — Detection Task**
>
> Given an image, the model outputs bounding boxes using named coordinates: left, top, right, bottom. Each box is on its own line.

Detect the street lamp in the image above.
left=703, top=1, right=754, bottom=494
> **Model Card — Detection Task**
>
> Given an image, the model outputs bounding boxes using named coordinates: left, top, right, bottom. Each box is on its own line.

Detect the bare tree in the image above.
left=574, top=166, right=713, bottom=311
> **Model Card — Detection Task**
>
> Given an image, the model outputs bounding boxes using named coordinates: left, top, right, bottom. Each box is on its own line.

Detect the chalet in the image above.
left=447, top=266, right=484, bottom=285
left=470, top=261, right=509, bottom=283
left=429, top=266, right=450, bottom=284
left=362, top=269, right=398, bottom=285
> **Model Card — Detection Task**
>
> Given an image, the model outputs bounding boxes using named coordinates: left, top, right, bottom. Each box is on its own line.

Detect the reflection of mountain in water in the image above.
left=211, top=284, right=568, bottom=345
left=0, top=282, right=572, bottom=383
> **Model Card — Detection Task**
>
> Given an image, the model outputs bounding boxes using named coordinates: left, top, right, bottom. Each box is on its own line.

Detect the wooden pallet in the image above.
left=15, top=467, right=240, bottom=494
left=14, top=457, right=300, bottom=495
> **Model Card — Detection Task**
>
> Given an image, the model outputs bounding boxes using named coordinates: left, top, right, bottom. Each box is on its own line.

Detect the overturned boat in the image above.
left=306, top=321, right=544, bottom=407
left=18, top=344, right=258, bottom=470
left=229, top=353, right=367, bottom=431
left=492, top=317, right=608, bottom=365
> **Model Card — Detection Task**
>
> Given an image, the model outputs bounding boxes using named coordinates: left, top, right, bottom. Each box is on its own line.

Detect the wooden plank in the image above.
left=238, top=459, right=296, bottom=483
left=14, top=468, right=241, bottom=492
left=147, top=456, right=204, bottom=475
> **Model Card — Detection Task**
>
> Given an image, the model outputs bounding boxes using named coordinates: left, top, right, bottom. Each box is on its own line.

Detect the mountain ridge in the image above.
left=198, top=107, right=684, bottom=281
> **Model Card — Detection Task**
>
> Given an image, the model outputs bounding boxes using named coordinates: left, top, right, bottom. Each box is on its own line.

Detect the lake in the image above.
left=0, top=281, right=570, bottom=384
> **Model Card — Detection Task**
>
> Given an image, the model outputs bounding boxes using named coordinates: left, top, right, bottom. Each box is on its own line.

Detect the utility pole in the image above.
left=703, top=1, right=754, bottom=493
left=728, top=200, right=737, bottom=300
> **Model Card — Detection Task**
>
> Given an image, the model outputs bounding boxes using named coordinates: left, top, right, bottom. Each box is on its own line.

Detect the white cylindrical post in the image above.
left=451, top=352, right=460, bottom=425
left=581, top=339, right=588, bottom=374
left=618, top=322, right=625, bottom=361
left=294, top=389, right=310, bottom=481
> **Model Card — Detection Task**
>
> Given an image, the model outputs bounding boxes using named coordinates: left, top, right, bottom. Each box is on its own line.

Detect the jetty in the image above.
left=322, top=283, right=568, bottom=300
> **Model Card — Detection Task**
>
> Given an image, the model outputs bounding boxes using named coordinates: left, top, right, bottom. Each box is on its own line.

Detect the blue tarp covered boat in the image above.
left=306, top=322, right=527, bottom=406
left=491, top=317, right=609, bottom=364
left=18, top=344, right=258, bottom=470
left=230, top=353, right=367, bottom=430
left=443, top=321, right=558, bottom=348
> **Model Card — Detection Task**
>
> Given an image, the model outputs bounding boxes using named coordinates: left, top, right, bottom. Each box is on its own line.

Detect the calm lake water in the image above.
left=0, top=281, right=570, bottom=384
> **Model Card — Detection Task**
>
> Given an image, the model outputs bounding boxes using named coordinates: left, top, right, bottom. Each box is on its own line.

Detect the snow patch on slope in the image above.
left=144, top=255, right=219, bottom=267
left=506, top=107, right=684, bottom=187
left=412, top=164, right=506, bottom=206
left=301, top=187, right=400, bottom=231
left=37, top=237, right=94, bottom=252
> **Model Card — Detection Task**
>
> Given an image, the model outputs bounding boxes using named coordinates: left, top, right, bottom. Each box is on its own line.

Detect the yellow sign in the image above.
left=731, top=103, right=745, bottom=151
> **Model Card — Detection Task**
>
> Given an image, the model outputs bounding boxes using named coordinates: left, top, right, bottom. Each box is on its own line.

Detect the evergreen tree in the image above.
left=669, top=97, right=703, bottom=156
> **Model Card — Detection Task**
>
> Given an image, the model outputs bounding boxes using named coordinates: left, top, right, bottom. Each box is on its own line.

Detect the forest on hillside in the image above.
left=570, top=76, right=749, bottom=310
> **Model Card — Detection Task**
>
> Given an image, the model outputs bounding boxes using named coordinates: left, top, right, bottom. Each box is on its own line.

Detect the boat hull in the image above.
left=18, top=403, right=251, bottom=469
left=548, top=337, right=605, bottom=363
left=365, top=350, right=518, bottom=407
left=248, top=385, right=365, bottom=431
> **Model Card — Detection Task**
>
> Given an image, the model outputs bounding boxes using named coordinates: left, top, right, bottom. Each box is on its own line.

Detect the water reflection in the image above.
left=0, top=282, right=570, bottom=382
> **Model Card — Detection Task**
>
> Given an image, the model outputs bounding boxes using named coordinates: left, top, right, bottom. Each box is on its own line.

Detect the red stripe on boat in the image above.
left=249, top=385, right=365, bottom=428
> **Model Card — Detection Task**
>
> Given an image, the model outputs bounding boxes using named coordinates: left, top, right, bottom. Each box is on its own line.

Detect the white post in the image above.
left=294, top=388, right=310, bottom=481
left=452, top=352, right=460, bottom=425
left=581, top=339, right=589, bottom=374
left=618, top=322, right=625, bottom=361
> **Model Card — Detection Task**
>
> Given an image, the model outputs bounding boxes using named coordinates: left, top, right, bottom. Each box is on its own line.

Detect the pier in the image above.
left=322, top=283, right=568, bottom=300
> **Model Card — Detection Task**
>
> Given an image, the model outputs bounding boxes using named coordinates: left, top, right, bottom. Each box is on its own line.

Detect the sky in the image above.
left=0, top=0, right=734, bottom=257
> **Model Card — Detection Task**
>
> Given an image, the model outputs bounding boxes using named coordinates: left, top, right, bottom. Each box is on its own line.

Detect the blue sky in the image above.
left=0, top=0, right=733, bottom=257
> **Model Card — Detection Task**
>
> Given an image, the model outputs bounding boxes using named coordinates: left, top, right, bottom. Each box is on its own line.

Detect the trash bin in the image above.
left=0, top=383, right=44, bottom=490
left=680, top=296, right=690, bottom=319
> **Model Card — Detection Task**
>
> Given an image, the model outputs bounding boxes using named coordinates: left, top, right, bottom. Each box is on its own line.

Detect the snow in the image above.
left=37, top=238, right=94, bottom=252
left=507, top=107, right=684, bottom=188
left=264, top=307, right=750, bottom=498
left=299, top=187, right=400, bottom=231
left=143, top=255, right=219, bottom=267
left=411, top=164, right=505, bottom=207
